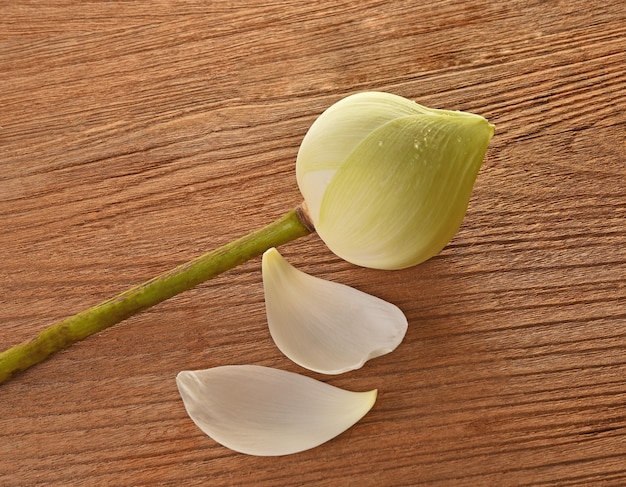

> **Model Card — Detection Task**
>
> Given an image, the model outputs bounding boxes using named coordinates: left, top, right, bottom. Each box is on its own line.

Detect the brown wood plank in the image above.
left=1, top=1, right=624, bottom=485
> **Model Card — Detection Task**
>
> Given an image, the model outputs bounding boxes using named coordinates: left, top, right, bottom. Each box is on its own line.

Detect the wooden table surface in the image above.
left=1, top=1, right=624, bottom=485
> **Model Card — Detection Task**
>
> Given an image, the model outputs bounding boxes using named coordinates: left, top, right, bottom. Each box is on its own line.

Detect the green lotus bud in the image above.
left=296, top=92, right=495, bottom=270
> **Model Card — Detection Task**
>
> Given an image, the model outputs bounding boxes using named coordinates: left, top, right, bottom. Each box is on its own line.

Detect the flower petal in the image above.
left=296, top=92, right=426, bottom=224
left=262, top=248, right=408, bottom=374
left=176, top=365, right=377, bottom=456
left=317, top=111, right=494, bottom=269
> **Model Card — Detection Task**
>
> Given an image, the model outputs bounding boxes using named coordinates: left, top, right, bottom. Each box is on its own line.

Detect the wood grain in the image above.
left=1, top=1, right=624, bottom=485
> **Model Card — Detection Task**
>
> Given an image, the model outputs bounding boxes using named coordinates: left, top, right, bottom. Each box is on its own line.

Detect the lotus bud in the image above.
left=296, top=91, right=495, bottom=270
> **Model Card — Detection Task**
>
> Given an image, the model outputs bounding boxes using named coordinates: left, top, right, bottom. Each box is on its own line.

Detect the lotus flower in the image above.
left=1, top=92, right=495, bottom=462
left=296, top=91, right=494, bottom=270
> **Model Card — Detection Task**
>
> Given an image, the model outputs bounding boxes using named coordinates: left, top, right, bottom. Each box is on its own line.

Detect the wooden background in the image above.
left=1, top=1, right=624, bottom=485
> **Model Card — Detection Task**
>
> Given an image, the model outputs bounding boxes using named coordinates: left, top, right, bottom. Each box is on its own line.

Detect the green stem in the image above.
left=0, top=207, right=313, bottom=385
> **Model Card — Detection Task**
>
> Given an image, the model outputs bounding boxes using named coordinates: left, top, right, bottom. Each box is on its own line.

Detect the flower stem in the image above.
left=0, top=207, right=313, bottom=385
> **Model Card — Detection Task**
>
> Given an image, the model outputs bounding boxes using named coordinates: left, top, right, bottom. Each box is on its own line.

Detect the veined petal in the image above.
left=176, top=365, right=377, bottom=456
left=317, top=112, right=494, bottom=269
left=262, top=248, right=408, bottom=374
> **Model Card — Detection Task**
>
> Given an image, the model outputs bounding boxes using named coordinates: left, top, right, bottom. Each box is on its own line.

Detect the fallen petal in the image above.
left=176, top=365, right=377, bottom=456
left=262, top=248, right=408, bottom=374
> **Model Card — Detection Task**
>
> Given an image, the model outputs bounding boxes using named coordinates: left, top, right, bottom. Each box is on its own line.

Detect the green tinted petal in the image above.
left=296, top=92, right=430, bottom=223
left=317, top=111, right=494, bottom=269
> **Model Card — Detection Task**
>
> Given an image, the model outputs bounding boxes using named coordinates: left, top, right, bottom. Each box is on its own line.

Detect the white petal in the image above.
left=262, top=248, right=408, bottom=374
left=176, top=365, right=376, bottom=456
